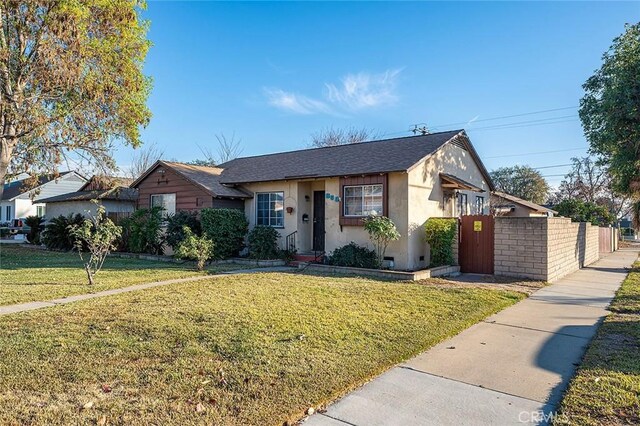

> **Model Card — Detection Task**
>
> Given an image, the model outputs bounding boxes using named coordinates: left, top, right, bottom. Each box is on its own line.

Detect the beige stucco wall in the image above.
left=406, top=142, right=491, bottom=270
left=242, top=180, right=300, bottom=248
left=494, top=217, right=600, bottom=282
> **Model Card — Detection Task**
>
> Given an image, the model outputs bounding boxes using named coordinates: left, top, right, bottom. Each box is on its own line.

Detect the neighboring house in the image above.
left=133, top=130, right=493, bottom=271
left=38, top=176, right=137, bottom=222
left=490, top=191, right=556, bottom=217
left=130, top=161, right=252, bottom=215
left=0, top=172, right=87, bottom=223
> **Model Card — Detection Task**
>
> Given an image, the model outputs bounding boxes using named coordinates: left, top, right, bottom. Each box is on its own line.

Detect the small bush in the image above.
left=69, top=205, right=122, bottom=285
left=25, top=215, right=45, bottom=245
left=200, top=208, right=249, bottom=259
left=362, top=215, right=401, bottom=266
left=166, top=211, right=201, bottom=250
left=327, top=242, right=379, bottom=269
left=247, top=225, right=280, bottom=259
left=126, top=206, right=165, bottom=254
left=174, top=226, right=214, bottom=271
left=42, top=214, right=85, bottom=250
left=425, top=218, right=457, bottom=267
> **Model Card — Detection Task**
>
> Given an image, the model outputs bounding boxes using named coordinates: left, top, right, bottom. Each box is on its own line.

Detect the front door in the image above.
left=313, top=191, right=325, bottom=252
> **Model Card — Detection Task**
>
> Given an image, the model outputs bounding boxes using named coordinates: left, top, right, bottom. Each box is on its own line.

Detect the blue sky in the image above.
left=118, top=1, right=639, bottom=187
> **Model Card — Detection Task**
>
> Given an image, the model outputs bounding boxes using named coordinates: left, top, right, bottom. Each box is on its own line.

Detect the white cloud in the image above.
left=263, top=68, right=402, bottom=115
left=325, top=69, right=401, bottom=110
left=263, top=88, right=331, bottom=115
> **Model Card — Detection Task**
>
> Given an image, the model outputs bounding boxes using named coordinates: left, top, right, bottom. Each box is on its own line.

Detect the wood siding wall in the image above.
left=136, top=165, right=214, bottom=211
left=338, top=174, right=388, bottom=226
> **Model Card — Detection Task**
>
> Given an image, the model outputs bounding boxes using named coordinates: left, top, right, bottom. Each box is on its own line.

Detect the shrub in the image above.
left=327, top=242, right=379, bottom=269
left=425, top=218, right=457, bottom=267
left=554, top=198, right=614, bottom=226
left=127, top=206, right=165, bottom=254
left=69, top=205, right=122, bottom=285
left=200, top=208, right=248, bottom=259
left=42, top=214, right=85, bottom=250
left=174, top=226, right=214, bottom=271
left=25, top=215, right=45, bottom=245
left=166, top=211, right=201, bottom=250
left=362, top=215, right=401, bottom=266
left=247, top=225, right=280, bottom=259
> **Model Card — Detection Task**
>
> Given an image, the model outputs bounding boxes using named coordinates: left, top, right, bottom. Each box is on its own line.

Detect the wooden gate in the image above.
left=459, top=215, right=494, bottom=274
left=599, top=227, right=613, bottom=253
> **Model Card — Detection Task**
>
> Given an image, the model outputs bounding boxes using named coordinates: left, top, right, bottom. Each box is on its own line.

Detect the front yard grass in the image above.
left=555, top=262, right=640, bottom=425
left=0, top=272, right=524, bottom=425
left=0, top=245, right=249, bottom=306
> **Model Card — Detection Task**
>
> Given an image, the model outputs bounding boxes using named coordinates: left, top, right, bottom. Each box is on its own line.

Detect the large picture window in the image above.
left=150, top=193, right=176, bottom=217
left=344, top=184, right=383, bottom=217
left=256, top=192, right=284, bottom=227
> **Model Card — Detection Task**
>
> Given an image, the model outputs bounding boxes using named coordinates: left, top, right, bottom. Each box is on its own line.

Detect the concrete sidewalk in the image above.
left=0, top=266, right=295, bottom=316
left=305, top=249, right=638, bottom=426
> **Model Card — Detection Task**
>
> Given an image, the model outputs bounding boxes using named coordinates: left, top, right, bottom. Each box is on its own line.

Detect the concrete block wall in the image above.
left=494, top=217, right=600, bottom=282
left=494, top=217, right=548, bottom=280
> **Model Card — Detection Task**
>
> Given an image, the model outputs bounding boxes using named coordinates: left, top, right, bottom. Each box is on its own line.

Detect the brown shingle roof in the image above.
left=130, top=161, right=252, bottom=199
left=492, top=191, right=557, bottom=214
left=218, top=130, right=466, bottom=184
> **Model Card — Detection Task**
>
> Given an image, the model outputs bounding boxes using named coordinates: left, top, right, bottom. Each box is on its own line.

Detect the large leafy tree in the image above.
left=0, top=1, right=152, bottom=199
left=490, top=165, right=550, bottom=204
left=580, top=23, right=640, bottom=196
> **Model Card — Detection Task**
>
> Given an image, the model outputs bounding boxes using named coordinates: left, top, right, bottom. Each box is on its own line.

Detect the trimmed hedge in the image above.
left=200, top=208, right=249, bottom=259
left=327, top=242, right=379, bottom=269
left=165, top=211, right=201, bottom=250
left=247, top=225, right=280, bottom=260
left=425, top=218, right=457, bottom=267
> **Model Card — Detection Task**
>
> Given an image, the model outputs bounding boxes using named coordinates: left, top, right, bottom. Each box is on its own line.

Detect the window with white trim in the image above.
left=150, top=193, right=176, bottom=217
left=5, top=205, right=12, bottom=221
left=256, top=192, right=284, bottom=227
left=475, top=196, right=484, bottom=214
left=344, top=184, right=383, bottom=217
left=457, top=193, right=468, bottom=217
left=36, top=205, right=46, bottom=217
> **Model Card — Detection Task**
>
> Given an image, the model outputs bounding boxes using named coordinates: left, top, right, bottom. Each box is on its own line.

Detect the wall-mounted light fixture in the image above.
left=302, top=213, right=309, bottom=223
left=286, top=206, right=294, bottom=214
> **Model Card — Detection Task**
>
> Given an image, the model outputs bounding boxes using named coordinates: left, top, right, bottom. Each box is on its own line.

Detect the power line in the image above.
left=425, top=106, right=578, bottom=130
left=484, top=147, right=588, bottom=159
left=465, top=115, right=577, bottom=131
left=532, top=163, right=573, bottom=169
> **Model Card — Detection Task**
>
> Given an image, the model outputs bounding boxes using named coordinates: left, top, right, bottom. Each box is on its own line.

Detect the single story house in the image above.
left=490, top=191, right=556, bottom=217
left=132, top=130, right=494, bottom=270
left=1, top=171, right=87, bottom=223
left=38, top=175, right=137, bottom=222
left=130, top=161, right=252, bottom=215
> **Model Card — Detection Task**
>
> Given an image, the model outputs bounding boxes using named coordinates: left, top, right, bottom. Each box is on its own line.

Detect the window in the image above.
left=150, top=193, right=176, bottom=217
left=256, top=192, right=284, bottom=227
left=475, top=196, right=484, bottom=214
left=5, top=205, right=11, bottom=221
left=457, top=193, right=468, bottom=217
left=344, top=184, right=383, bottom=217
left=36, top=205, right=46, bottom=217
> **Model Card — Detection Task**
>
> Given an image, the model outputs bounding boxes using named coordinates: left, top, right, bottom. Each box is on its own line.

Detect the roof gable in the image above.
left=130, top=161, right=251, bottom=199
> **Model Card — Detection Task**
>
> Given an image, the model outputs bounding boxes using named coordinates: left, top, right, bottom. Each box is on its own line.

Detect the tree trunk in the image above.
left=85, top=264, right=94, bottom=285
left=0, top=136, right=14, bottom=201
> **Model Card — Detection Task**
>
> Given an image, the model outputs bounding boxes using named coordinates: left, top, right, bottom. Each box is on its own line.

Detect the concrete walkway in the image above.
left=0, top=266, right=295, bottom=316
left=305, top=249, right=639, bottom=426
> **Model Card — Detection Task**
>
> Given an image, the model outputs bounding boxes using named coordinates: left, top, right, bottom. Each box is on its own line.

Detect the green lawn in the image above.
left=0, top=272, right=524, bottom=425
left=555, top=262, right=640, bottom=425
left=0, top=245, right=248, bottom=306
